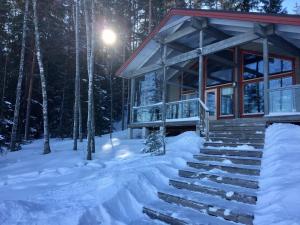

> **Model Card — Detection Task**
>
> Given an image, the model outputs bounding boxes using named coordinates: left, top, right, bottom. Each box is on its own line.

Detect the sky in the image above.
left=283, top=0, right=299, bottom=13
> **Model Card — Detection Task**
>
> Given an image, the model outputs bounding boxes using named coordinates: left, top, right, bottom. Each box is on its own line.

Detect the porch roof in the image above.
left=116, top=9, right=300, bottom=78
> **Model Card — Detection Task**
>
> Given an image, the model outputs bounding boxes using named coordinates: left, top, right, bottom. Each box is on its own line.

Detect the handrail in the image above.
left=199, top=99, right=209, bottom=112
left=132, top=102, right=163, bottom=109
left=166, top=98, right=198, bottom=105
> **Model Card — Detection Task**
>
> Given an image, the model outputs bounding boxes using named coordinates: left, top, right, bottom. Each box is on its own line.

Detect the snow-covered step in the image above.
left=187, top=161, right=260, bottom=176
left=143, top=199, right=239, bottom=225
left=158, top=191, right=254, bottom=225
left=169, top=178, right=257, bottom=205
left=204, top=142, right=264, bottom=149
left=159, top=187, right=256, bottom=215
left=200, top=148, right=263, bottom=158
left=194, top=154, right=261, bottom=166
left=178, top=169, right=259, bottom=189
left=209, top=132, right=265, bottom=139
left=179, top=166, right=259, bottom=181
left=209, top=137, right=264, bottom=144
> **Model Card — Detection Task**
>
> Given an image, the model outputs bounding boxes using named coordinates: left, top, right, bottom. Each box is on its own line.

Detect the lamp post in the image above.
left=101, top=28, right=117, bottom=140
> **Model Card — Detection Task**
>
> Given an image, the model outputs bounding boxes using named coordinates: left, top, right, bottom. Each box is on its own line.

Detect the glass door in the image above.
left=205, top=89, right=217, bottom=120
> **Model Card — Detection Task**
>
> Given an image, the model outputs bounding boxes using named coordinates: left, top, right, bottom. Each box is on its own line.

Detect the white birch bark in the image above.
left=10, top=0, right=29, bottom=151
left=73, top=0, right=80, bottom=150
left=32, top=0, right=51, bottom=154
left=84, top=0, right=95, bottom=160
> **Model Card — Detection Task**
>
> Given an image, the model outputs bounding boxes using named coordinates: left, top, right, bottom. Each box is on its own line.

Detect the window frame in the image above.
left=240, top=50, right=296, bottom=117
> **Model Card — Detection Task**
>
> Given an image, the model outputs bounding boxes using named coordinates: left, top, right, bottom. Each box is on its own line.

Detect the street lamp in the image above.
left=101, top=28, right=117, bottom=141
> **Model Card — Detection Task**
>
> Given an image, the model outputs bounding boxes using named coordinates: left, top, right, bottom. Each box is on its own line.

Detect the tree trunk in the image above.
left=84, top=0, right=95, bottom=160
left=32, top=0, right=51, bottom=154
left=10, top=0, right=29, bottom=151
left=24, top=51, right=35, bottom=141
left=0, top=55, right=8, bottom=119
left=148, top=0, right=152, bottom=34
left=73, top=0, right=80, bottom=150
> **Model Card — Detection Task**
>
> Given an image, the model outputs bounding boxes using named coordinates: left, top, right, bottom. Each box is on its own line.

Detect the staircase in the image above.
left=143, top=119, right=265, bottom=225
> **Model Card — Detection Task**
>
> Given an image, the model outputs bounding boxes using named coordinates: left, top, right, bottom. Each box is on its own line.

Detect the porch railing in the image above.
left=132, top=98, right=210, bottom=140
left=268, top=84, right=300, bottom=115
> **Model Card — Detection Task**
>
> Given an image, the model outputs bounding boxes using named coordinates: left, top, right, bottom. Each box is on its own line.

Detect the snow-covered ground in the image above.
left=0, top=131, right=203, bottom=225
left=255, top=123, right=300, bottom=225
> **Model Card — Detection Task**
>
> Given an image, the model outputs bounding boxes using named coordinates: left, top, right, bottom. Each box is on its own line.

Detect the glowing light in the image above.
left=101, top=29, right=116, bottom=46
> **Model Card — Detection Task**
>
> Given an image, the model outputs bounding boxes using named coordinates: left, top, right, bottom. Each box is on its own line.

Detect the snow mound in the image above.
left=255, top=123, right=300, bottom=225
left=0, top=131, right=202, bottom=225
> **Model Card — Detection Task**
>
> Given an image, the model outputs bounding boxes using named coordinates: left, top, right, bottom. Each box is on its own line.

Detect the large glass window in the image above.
left=243, top=82, right=264, bottom=114
left=243, top=53, right=293, bottom=80
left=134, top=70, right=163, bottom=106
left=133, top=70, right=163, bottom=123
left=221, top=87, right=234, bottom=116
left=207, top=50, right=233, bottom=87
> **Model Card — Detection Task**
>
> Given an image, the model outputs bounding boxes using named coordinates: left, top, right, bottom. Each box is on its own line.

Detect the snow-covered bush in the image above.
left=141, top=130, right=165, bottom=155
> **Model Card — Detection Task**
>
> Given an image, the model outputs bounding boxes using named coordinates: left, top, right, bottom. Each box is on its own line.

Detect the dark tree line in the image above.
left=0, top=0, right=288, bottom=152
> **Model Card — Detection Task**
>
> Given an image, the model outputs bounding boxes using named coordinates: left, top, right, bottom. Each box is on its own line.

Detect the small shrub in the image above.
left=141, top=130, right=165, bottom=155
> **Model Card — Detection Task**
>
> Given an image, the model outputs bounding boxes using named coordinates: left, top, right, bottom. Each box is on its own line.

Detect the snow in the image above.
left=255, top=123, right=300, bottom=225
left=225, top=191, right=234, bottom=198
left=0, top=131, right=203, bottom=225
left=224, top=209, right=231, bottom=216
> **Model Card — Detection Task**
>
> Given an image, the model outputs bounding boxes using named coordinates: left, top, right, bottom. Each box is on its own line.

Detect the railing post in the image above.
left=198, top=29, right=204, bottom=136
left=128, top=77, right=135, bottom=139
left=263, top=38, right=269, bottom=115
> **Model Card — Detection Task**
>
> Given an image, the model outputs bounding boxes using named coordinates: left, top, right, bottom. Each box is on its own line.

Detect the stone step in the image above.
left=209, top=133, right=265, bottom=139
left=187, top=161, right=260, bottom=176
left=170, top=179, right=257, bottom=205
left=179, top=170, right=259, bottom=189
left=204, top=142, right=264, bottom=149
left=143, top=200, right=238, bottom=225
left=158, top=191, right=254, bottom=225
left=179, top=166, right=259, bottom=181
left=194, top=154, right=261, bottom=166
left=209, top=137, right=264, bottom=144
left=209, top=126, right=265, bottom=131
left=201, top=148, right=263, bottom=158
left=159, top=187, right=256, bottom=215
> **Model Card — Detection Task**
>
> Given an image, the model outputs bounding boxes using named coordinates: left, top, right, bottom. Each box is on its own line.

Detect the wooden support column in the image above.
left=129, top=77, right=135, bottom=139
left=234, top=47, right=240, bottom=118
left=198, top=30, right=204, bottom=134
left=162, top=44, right=167, bottom=154
left=263, top=38, right=269, bottom=115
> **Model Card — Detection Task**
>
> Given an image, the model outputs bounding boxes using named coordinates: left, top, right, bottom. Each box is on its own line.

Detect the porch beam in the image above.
left=129, top=78, right=135, bottom=125
left=201, top=32, right=260, bottom=55
left=164, top=26, right=197, bottom=44
left=123, top=64, right=162, bottom=77
left=169, top=64, right=198, bottom=76
left=263, top=38, right=269, bottom=115
left=254, top=23, right=300, bottom=56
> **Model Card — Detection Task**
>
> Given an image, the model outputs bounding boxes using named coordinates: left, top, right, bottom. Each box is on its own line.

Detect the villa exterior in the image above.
left=116, top=9, right=300, bottom=138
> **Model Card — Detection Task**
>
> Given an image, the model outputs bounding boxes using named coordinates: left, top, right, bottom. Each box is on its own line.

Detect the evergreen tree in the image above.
left=261, top=0, right=286, bottom=13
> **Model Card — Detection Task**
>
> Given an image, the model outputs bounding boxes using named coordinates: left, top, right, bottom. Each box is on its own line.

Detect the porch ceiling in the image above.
left=117, top=9, right=300, bottom=78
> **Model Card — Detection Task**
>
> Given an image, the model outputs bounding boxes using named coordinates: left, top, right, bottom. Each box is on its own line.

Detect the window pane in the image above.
left=206, top=92, right=216, bottom=116
left=221, top=87, right=233, bottom=115
left=243, top=82, right=264, bottom=114
left=243, top=53, right=293, bottom=80
left=207, top=50, right=233, bottom=86
left=135, top=70, right=162, bottom=106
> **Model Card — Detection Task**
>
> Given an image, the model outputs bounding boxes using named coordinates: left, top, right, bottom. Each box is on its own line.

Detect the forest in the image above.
left=0, top=0, right=294, bottom=158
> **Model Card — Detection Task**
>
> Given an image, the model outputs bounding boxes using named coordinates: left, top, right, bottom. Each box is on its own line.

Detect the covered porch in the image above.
left=117, top=10, right=300, bottom=137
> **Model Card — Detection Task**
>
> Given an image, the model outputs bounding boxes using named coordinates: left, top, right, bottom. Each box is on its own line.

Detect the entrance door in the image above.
left=205, top=89, right=217, bottom=120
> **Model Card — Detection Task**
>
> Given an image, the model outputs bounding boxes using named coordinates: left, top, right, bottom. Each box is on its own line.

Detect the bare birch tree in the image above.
left=73, top=0, right=80, bottom=150
left=84, top=0, right=95, bottom=160
left=10, top=0, right=29, bottom=151
left=32, top=0, right=51, bottom=154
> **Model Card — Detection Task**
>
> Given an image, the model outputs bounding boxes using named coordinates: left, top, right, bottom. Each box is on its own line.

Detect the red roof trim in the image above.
left=116, top=9, right=300, bottom=76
